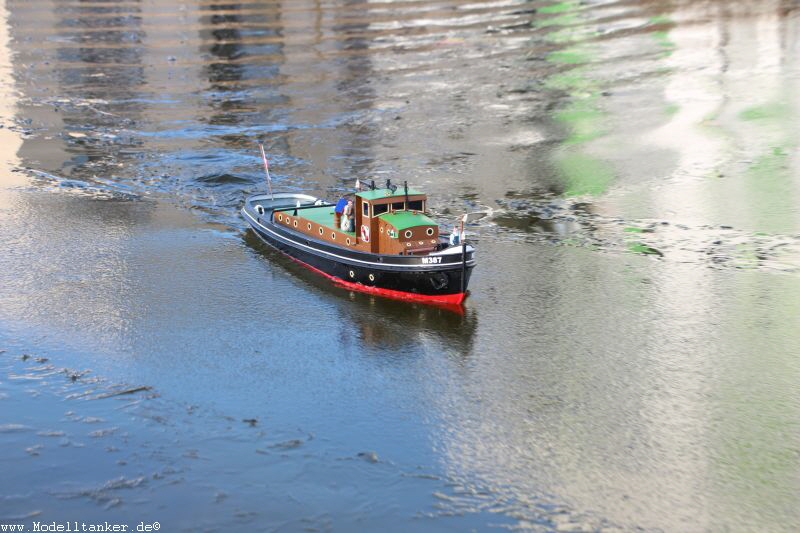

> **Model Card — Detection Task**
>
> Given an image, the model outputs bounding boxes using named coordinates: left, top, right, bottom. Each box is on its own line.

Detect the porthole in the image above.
left=430, top=239, right=436, bottom=244
left=278, top=214, right=283, bottom=222
left=346, top=238, right=351, bottom=245
left=256, top=205, right=264, bottom=215
left=293, top=220, right=298, bottom=227
left=368, top=273, right=375, bottom=282
left=349, top=270, right=355, bottom=278
left=418, top=241, right=424, bottom=245
left=307, top=223, right=312, bottom=230
left=380, top=226, right=384, bottom=233
left=404, top=230, right=412, bottom=238
left=319, top=227, right=324, bottom=235
left=331, top=233, right=336, bottom=240
left=406, top=242, right=411, bottom=247
left=285, top=217, right=291, bottom=224
left=426, top=227, right=434, bottom=236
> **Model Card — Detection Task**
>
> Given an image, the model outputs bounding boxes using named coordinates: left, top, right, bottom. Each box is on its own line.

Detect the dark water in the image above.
left=2, top=1, right=800, bottom=532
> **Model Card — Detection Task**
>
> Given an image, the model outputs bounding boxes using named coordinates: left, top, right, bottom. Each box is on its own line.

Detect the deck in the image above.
left=278, top=205, right=356, bottom=236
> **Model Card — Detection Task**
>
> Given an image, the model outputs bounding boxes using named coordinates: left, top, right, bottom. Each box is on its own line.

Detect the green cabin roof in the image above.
left=355, top=187, right=423, bottom=201
left=378, top=211, right=437, bottom=232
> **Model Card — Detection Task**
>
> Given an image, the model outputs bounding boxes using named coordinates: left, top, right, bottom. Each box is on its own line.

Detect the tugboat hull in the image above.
left=242, top=193, right=475, bottom=306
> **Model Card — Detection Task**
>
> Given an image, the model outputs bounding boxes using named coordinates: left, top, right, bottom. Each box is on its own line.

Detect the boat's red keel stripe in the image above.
left=281, top=251, right=467, bottom=306
left=331, top=277, right=467, bottom=306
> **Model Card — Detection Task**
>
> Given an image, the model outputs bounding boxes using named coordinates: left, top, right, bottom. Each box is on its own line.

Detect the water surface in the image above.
left=2, top=1, right=800, bottom=532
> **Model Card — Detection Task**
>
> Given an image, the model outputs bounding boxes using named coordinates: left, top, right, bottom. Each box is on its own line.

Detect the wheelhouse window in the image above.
left=362, top=202, right=369, bottom=216
left=391, top=202, right=405, bottom=211
left=408, top=200, right=424, bottom=211
left=372, top=203, right=389, bottom=216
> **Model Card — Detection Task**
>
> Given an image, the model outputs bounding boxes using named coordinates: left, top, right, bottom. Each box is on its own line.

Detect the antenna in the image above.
left=258, top=143, right=274, bottom=200
left=386, top=178, right=392, bottom=189
left=404, top=181, right=409, bottom=205
left=460, top=213, right=468, bottom=294
left=370, top=180, right=376, bottom=190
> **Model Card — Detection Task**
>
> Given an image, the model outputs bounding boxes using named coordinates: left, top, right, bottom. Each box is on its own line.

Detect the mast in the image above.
left=258, top=143, right=274, bottom=199
left=460, top=214, right=467, bottom=294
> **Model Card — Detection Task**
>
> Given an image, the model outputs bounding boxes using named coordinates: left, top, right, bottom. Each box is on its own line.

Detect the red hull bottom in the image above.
left=281, top=251, right=468, bottom=308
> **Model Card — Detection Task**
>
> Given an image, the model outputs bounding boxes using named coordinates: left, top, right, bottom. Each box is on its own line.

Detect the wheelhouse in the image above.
left=354, top=185, right=438, bottom=255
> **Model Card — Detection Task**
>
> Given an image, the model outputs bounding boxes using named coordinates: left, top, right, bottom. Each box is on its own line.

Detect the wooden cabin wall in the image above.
left=273, top=210, right=370, bottom=252
left=353, top=196, right=380, bottom=253
left=398, top=225, right=439, bottom=254
left=374, top=219, right=439, bottom=255
left=376, top=218, right=402, bottom=254
left=368, top=210, right=380, bottom=253
left=355, top=196, right=364, bottom=244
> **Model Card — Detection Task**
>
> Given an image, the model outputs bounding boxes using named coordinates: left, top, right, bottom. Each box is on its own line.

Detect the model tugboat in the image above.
left=242, top=157, right=475, bottom=305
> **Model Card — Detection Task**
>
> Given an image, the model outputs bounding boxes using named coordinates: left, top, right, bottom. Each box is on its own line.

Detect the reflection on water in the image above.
left=243, top=229, right=478, bottom=353
left=1, top=0, right=800, bottom=531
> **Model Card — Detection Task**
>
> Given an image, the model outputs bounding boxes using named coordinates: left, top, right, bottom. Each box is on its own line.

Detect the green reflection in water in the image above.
left=650, top=19, right=675, bottom=57
left=624, top=227, right=660, bottom=256
left=738, top=98, right=797, bottom=234
left=556, top=152, right=613, bottom=196
left=744, top=144, right=794, bottom=233
left=540, top=1, right=613, bottom=197
left=540, top=6, right=680, bottom=198
left=544, top=71, right=591, bottom=92
left=547, top=47, right=590, bottom=65
left=648, top=14, right=672, bottom=25
left=539, top=2, right=575, bottom=15
left=627, top=242, right=663, bottom=256
left=739, top=102, right=790, bottom=122
left=554, top=98, right=605, bottom=145
left=648, top=15, right=675, bottom=57
left=651, top=30, right=675, bottom=56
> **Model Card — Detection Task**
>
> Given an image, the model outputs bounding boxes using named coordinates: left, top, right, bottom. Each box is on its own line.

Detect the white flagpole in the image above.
left=460, top=214, right=468, bottom=294
left=258, top=143, right=274, bottom=199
